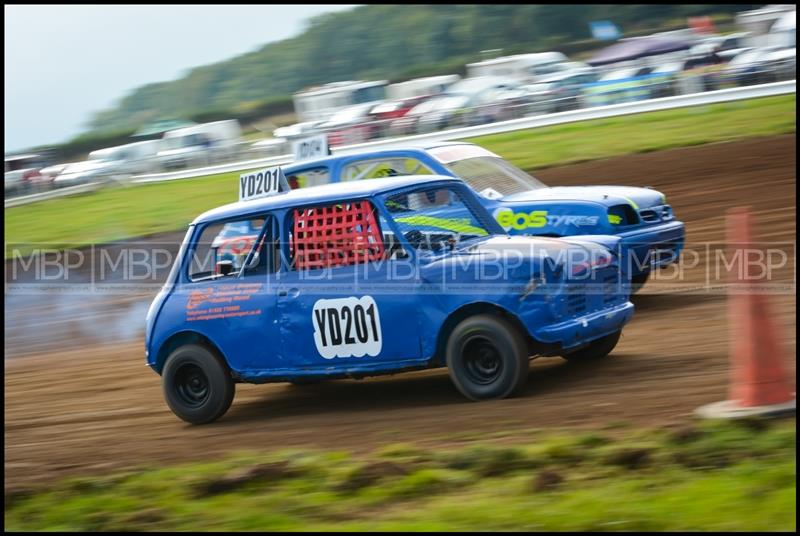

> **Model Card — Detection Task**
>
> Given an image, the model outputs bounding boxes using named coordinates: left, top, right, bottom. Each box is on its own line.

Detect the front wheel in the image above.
left=561, top=330, right=621, bottom=361
left=446, top=315, right=529, bottom=401
left=162, top=344, right=235, bottom=424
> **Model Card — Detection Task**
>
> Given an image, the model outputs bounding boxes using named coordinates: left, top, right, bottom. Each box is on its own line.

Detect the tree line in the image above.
left=45, top=4, right=757, bottom=158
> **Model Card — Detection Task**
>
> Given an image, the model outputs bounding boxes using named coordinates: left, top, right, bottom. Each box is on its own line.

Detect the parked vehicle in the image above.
left=146, top=174, right=635, bottom=424
left=695, top=32, right=751, bottom=57
left=4, top=153, right=47, bottom=195
left=293, top=80, right=388, bottom=123
left=582, top=66, right=661, bottom=106
left=386, top=75, right=460, bottom=100
left=34, top=162, right=73, bottom=191
left=53, top=159, right=111, bottom=188
left=157, top=120, right=242, bottom=171
left=86, top=140, right=161, bottom=179
left=320, top=102, right=384, bottom=146
left=273, top=121, right=326, bottom=141
left=723, top=46, right=785, bottom=85
left=467, top=52, right=570, bottom=83
left=764, top=46, right=796, bottom=80
left=407, top=76, right=526, bottom=133
left=251, top=137, right=289, bottom=157
left=523, top=68, right=599, bottom=114
left=370, top=95, right=435, bottom=137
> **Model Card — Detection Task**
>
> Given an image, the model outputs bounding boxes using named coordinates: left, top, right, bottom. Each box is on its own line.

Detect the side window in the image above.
left=286, top=167, right=330, bottom=189
left=288, top=200, right=389, bottom=271
left=241, top=216, right=282, bottom=277
left=341, top=157, right=433, bottom=182
left=384, top=186, right=490, bottom=252
left=188, top=217, right=266, bottom=281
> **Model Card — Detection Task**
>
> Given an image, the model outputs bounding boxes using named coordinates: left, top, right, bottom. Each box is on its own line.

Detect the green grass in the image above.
left=4, top=94, right=795, bottom=258
left=5, top=418, right=795, bottom=531
left=471, top=94, right=796, bottom=171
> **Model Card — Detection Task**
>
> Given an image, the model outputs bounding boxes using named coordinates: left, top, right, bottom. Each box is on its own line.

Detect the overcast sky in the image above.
left=4, top=4, right=359, bottom=153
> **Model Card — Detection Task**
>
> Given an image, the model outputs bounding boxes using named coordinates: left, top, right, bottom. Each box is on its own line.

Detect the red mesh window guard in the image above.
left=291, top=200, right=386, bottom=270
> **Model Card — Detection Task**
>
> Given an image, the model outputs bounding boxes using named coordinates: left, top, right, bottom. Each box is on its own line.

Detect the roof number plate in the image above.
left=239, top=166, right=285, bottom=202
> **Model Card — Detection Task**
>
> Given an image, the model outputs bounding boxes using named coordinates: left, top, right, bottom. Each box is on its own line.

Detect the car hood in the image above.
left=461, top=235, right=615, bottom=262
left=502, top=185, right=665, bottom=210
left=421, top=235, right=616, bottom=282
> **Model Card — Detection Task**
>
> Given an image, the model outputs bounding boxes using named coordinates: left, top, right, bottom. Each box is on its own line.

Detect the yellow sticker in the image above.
left=496, top=210, right=548, bottom=230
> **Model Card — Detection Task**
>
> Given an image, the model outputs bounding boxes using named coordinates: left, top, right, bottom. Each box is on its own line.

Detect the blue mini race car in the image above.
left=282, top=142, right=686, bottom=289
left=146, top=174, right=634, bottom=424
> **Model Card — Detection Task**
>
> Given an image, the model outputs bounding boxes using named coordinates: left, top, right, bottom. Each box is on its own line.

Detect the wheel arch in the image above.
left=432, top=302, right=541, bottom=366
left=153, top=331, right=229, bottom=375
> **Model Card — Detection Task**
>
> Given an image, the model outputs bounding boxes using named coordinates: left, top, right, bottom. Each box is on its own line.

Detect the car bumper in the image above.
left=531, top=301, right=634, bottom=350
left=617, top=220, right=685, bottom=276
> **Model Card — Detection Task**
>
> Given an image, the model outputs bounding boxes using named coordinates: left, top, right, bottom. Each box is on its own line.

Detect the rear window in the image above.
left=341, top=157, right=433, bottom=182
left=285, top=167, right=330, bottom=189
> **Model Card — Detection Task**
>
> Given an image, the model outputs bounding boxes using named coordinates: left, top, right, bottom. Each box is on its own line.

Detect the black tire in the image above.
left=446, top=314, right=529, bottom=401
left=561, top=330, right=621, bottom=361
left=162, top=344, right=235, bottom=424
left=630, top=271, right=650, bottom=293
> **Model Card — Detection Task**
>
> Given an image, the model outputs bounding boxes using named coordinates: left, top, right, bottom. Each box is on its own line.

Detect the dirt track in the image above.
left=4, top=135, right=796, bottom=489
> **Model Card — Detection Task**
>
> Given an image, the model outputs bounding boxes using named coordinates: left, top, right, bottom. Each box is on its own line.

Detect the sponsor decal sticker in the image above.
left=494, top=208, right=599, bottom=230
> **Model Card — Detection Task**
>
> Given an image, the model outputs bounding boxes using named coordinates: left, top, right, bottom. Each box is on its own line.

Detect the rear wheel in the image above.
left=162, top=344, right=235, bottom=424
left=446, top=315, right=529, bottom=401
left=561, top=330, right=621, bottom=361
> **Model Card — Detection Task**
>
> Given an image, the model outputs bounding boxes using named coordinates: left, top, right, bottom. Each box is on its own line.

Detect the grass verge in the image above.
left=4, top=418, right=796, bottom=531
left=4, top=94, right=795, bottom=258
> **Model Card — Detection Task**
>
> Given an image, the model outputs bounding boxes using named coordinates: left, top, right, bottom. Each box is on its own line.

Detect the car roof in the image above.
left=282, top=141, right=476, bottom=171
left=192, top=174, right=464, bottom=224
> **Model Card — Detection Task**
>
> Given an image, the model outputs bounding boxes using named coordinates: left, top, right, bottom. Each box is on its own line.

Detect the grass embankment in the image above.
left=4, top=94, right=795, bottom=258
left=4, top=418, right=795, bottom=531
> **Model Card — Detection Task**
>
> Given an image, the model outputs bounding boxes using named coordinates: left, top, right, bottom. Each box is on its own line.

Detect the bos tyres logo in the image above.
left=494, top=209, right=600, bottom=230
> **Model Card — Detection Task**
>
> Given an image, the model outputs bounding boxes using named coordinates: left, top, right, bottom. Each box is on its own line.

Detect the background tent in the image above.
left=587, top=37, right=691, bottom=66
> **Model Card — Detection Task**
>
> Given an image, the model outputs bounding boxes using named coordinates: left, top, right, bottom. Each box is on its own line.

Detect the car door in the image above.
left=179, top=214, right=282, bottom=373
left=274, top=198, right=423, bottom=369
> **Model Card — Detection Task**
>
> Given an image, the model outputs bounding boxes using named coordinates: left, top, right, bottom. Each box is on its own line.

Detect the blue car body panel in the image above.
left=146, top=176, right=634, bottom=383
left=282, top=143, right=685, bottom=277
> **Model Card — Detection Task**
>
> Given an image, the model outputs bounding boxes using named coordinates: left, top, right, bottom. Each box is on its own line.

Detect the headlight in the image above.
left=607, top=204, right=639, bottom=226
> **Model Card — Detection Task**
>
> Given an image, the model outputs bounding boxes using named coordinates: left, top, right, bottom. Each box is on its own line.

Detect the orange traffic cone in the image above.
left=696, top=207, right=796, bottom=419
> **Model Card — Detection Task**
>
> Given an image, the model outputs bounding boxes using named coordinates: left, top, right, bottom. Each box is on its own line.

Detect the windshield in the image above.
left=383, top=185, right=493, bottom=252
left=444, top=156, right=547, bottom=196
left=163, top=134, right=203, bottom=150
